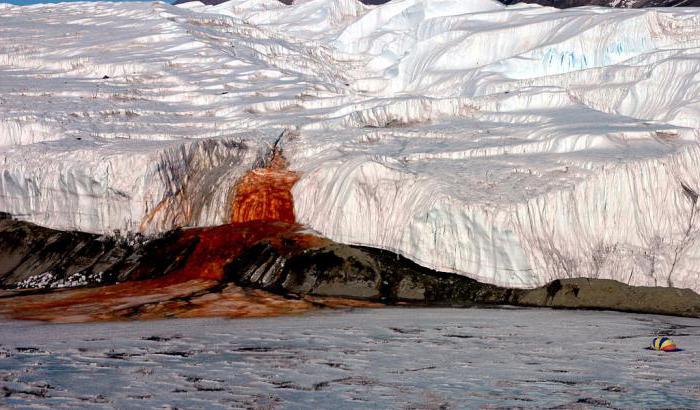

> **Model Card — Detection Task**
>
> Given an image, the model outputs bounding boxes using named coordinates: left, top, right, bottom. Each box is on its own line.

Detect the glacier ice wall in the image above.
left=2, top=0, right=700, bottom=291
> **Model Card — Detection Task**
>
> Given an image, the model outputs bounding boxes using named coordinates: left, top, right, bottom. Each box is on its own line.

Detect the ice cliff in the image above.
left=1, top=0, right=700, bottom=292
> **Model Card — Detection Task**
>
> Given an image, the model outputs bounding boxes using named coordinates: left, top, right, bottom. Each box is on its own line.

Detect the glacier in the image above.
left=1, top=0, right=700, bottom=292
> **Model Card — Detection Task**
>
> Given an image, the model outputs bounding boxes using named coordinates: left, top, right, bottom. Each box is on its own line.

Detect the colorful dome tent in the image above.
left=651, top=337, right=680, bottom=352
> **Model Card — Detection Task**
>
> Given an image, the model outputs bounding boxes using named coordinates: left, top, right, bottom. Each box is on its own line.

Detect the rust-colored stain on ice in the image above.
left=169, top=150, right=305, bottom=282
left=230, top=151, right=299, bottom=224
left=0, top=280, right=314, bottom=323
left=0, top=223, right=351, bottom=323
left=0, top=151, right=381, bottom=323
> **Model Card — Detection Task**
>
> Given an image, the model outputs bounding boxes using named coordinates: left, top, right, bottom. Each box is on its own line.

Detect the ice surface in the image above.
left=2, top=1, right=700, bottom=290
left=0, top=308, right=699, bottom=408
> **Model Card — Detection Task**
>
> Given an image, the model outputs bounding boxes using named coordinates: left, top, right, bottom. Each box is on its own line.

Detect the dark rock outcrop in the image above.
left=224, top=238, right=700, bottom=317
left=514, top=278, right=700, bottom=316
left=0, top=215, right=194, bottom=289
left=1, top=215, right=699, bottom=318
left=225, top=241, right=513, bottom=305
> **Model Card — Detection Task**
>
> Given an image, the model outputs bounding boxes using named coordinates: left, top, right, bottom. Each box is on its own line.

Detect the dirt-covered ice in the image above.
left=0, top=308, right=699, bottom=408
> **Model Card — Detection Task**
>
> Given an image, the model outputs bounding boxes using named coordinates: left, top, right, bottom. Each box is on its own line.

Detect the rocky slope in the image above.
left=2, top=0, right=700, bottom=297
left=2, top=215, right=699, bottom=320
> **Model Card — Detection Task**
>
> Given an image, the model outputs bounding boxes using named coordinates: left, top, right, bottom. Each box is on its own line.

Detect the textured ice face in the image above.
left=1, top=1, right=700, bottom=291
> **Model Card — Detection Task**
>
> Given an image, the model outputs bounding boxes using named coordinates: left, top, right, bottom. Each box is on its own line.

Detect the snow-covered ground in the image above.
left=2, top=0, right=700, bottom=291
left=0, top=308, right=699, bottom=408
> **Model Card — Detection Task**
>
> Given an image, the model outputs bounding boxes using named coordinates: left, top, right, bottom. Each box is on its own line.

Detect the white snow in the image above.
left=1, top=0, right=700, bottom=291
left=15, top=270, right=104, bottom=289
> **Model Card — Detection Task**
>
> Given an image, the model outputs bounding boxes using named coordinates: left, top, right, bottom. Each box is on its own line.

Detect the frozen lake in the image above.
left=1, top=307, right=699, bottom=408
